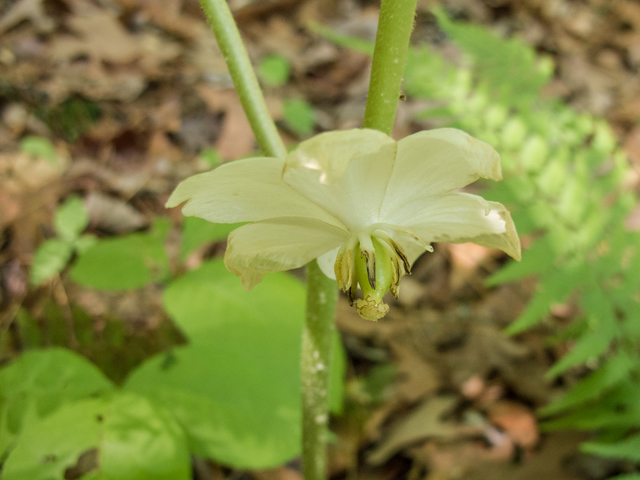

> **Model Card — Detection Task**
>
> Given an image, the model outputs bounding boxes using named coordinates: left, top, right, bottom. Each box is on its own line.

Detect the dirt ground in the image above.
left=1, top=0, right=640, bottom=479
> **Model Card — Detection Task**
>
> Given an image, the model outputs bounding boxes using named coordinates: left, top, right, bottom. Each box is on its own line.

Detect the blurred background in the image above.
left=1, top=0, right=640, bottom=479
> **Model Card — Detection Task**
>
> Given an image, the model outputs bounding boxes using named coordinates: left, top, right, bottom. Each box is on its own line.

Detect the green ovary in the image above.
left=353, top=237, right=394, bottom=321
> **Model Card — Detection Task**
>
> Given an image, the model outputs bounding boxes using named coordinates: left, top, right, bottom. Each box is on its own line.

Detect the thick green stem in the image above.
left=199, top=1, right=416, bottom=477
left=199, top=0, right=287, bottom=158
left=363, top=0, right=418, bottom=135
left=197, top=3, right=339, bottom=477
left=301, top=260, right=338, bottom=480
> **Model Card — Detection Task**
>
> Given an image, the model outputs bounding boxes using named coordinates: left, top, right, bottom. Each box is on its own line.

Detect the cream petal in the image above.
left=224, top=217, right=349, bottom=291
left=283, top=129, right=395, bottom=184
left=390, top=192, right=521, bottom=260
left=317, top=247, right=340, bottom=280
left=283, top=129, right=397, bottom=230
left=166, top=157, right=345, bottom=229
left=380, top=129, right=502, bottom=220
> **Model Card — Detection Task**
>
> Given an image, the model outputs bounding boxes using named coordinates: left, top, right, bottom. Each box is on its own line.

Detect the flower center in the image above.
left=334, top=227, right=426, bottom=321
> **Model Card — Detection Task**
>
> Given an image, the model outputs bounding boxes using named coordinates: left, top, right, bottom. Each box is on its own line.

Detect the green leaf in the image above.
left=486, top=237, right=555, bottom=286
left=258, top=54, right=291, bottom=87
left=180, top=217, right=243, bottom=261
left=541, top=383, right=640, bottom=431
left=74, top=234, right=98, bottom=254
left=582, top=434, right=640, bottom=462
left=539, top=352, right=635, bottom=417
left=505, top=265, right=586, bottom=335
left=0, top=348, right=113, bottom=458
left=545, top=327, right=614, bottom=379
left=282, top=99, right=315, bottom=137
left=310, top=22, right=374, bottom=55
left=199, top=148, right=222, bottom=168
left=54, top=196, right=89, bottom=242
left=19, top=136, right=57, bottom=163
left=432, top=7, right=552, bottom=108
left=30, top=239, right=74, bottom=286
left=15, top=308, right=43, bottom=349
left=71, top=230, right=169, bottom=290
left=2, top=392, right=191, bottom=480
left=126, top=259, right=345, bottom=469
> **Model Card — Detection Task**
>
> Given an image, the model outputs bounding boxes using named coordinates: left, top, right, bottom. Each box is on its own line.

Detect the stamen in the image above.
left=358, top=233, right=377, bottom=290
left=388, top=238, right=411, bottom=275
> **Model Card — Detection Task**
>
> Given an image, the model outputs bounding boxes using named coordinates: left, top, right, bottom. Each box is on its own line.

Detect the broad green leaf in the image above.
left=15, top=308, right=43, bottom=348
left=74, top=234, right=98, bottom=254
left=54, top=196, right=89, bottom=242
left=582, top=434, right=640, bottom=462
left=19, top=136, right=57, bottom=163
left=0, top=348, right=113, bottom=458
left=71, top=232, right=169, bottom=290
left=30, top=239, right=74, bottom=286
left=2, top=392, right=191, bottom=480
left=258, top=54, right=291, bottom=86
left=126, top=259, right=345, bottom=469
left=282, top=99, right=315, bottom=137
left=180, top=217, right=243, bottom=260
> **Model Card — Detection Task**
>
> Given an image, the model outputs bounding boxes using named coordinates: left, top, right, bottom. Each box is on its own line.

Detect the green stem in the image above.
left=198, top=0, right=287, bottom=158
left=362, top=0, right=418, bottom=135
left=197, top=2, right=339, bottom=477
left=301, top=260, right=338, bottom=480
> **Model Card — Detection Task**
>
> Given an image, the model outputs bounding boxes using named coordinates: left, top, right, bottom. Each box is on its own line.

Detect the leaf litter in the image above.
left=1, top=0, right=640, bottom=479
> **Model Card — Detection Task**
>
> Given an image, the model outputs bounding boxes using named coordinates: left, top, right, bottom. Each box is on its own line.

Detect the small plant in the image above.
left=30, top=196, right=96, bottom=286
left=282, top=98, right=316, bottom=136
left=258, top=54, right=291, bottom=87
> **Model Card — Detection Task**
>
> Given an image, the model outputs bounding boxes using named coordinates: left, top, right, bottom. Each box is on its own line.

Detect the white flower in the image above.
left=167, top=129, right=520, bottom=321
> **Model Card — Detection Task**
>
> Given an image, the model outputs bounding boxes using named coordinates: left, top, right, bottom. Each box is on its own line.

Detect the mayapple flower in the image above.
left=167, top=129, right=521, bottom=321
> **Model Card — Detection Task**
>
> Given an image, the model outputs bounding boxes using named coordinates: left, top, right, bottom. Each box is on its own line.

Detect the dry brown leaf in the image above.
left=85, top=192, right=148, bottom=233
left=487, top=400, right=539, bottom=449
left=43, top=1, right=180, bottom=102
left=368, top=396, right=474, bottom=465
left=196, top=85, right=258, bottom=160
left=252, top=467, right=303, bottom=480
left=390, top=346, right=441, bottom=404
left=448, top=243, right=495, bottom=291
left=0, top=0, right=54, bottom=34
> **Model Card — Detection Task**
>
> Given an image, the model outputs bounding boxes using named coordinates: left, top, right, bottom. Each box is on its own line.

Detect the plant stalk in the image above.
left=198, top=0, right=287, bottom=158
left=301, top=260, right=338, bottom=480
left=197, top=2, right=340, bottom=477
left=363, top=0, right=418, bottom=135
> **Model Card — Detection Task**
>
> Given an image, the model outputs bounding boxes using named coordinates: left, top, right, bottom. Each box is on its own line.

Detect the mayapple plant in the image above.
left=168, top=128, right=520, bottom=321
left=188, top=0, right=520, bottom=478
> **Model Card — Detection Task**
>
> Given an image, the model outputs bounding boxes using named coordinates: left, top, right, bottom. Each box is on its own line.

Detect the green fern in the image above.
left=324, top=8, right=640, bottom=462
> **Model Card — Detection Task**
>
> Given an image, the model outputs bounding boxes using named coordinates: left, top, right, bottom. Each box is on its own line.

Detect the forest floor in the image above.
left=1, top=0, right=640, bottom=479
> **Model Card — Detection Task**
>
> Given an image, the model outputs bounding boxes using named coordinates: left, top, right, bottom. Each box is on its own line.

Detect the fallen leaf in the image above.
left=85, top=192, right=148, bottom=233
left=368, top=396, right=474, bottom=465
left=487, top=400, right=539, bottom=449
left=0, top=0, right=54, bottom=34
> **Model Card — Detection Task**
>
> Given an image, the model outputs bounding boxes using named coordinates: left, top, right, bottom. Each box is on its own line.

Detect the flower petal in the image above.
left=381, top=129, right=502, bottom=219
left=224, top=217, right=349, bottom=290
left=166, top=157, right=344, bottom=229
left=390, top=192, right=521, bottom=260
left=317, top=247, right=340, bottom=280
left=283, top=129, right=395, bottom=184
left=283, top=129, right=397, bottom=230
